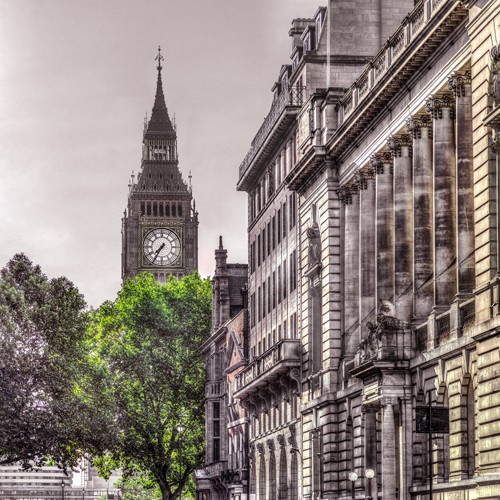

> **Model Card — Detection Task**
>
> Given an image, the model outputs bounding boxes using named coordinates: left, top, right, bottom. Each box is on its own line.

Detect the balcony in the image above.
left=194, top=461, right=227, bottom=480
left=237, top=86, right=305, bottom=191
left=234, top=339, right=301, bottom=398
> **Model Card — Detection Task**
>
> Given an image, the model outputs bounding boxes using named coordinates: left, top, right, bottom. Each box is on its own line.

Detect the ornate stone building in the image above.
left=202, top=0, right=500, bottom=499
left=195, top=239, right=248, bottom=499
left=122, top=48, right=198, bottom=282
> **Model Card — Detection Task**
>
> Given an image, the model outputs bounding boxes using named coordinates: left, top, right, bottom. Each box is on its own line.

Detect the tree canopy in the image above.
left=88, top=272, right=211, bottom=500
left=0, top=253, right=113, bottom=470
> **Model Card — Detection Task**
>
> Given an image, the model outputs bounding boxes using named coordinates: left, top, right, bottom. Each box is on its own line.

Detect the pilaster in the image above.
left=388, top=134, right=414, bottom=323
left=406, top=114, right=434, bottom=322
left=425, top=93, right=457, bottom=310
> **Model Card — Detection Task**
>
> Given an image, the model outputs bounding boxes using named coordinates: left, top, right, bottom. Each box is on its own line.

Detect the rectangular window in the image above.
left=278, top=266, right=282, bottom=303
left=277, top=209, right=282, bottom=244
left=268, top=277, right=271, bottom=314
left=213, top=402, right=221, bottom=462
left=283, top=319, right=287, bottom=338
left=258, top=286, right=262, bottom=321
left=272, top=216, right=276, bottom=250
left=262, top=227, right=266, bottom=262
left=262, top=282, right=266, bottom=318
left=290, top=193, right=296, bottom=229
left=267, top=222, right=271, bottom=256
left=283, top=258, right=287, bottom=299
left=250, top=293, right=256, bottom=327
left=272, top=271, right=276, bottom=309
left=257, top=234, right=261, bottom=266
left=290, top=250, right=297, bottom=291
left=283, top=201, right=287, bottom=239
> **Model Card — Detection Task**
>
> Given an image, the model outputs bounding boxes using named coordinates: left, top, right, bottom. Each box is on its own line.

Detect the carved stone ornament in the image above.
left=492, top=45, right=500, bottom=105
left=405, top=114, right=432, bottom=139
left=355, top=168, right=375, bottom=190
left=448, top=70, right=471, bottom=98
left=369, top=152, right=393, bottom=175
left=357, top=300, right=409, bottom=364
left=257, top=442, right=265, bottom=455
left=289, top=367, right=301, bottom=395
left=277, top=434, right=286, bottom=448
left=387, top=134, right=412, bottom=158
left=267, top=439, right=275, bottom=451
left=425, top=93, right=455, bottom=119
left=307, top=222, right=321, bottom=267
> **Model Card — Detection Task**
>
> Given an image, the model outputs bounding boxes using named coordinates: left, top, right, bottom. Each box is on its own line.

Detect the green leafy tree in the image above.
left=0, top=254, right=113, bottom=469
left=88, top=273, right=211, bottom=500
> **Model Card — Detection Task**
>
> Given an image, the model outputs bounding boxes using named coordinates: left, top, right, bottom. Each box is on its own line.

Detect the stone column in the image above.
left=381, top=398, right=397, bottom=500
left=339, top=185, right=360, bottom=358
left=357, top=169, right=377, bottom=335
left=371, top=152, right=394, bottom=306
left=426, top=94, right=457, bottom=309
left=449, top=71, right=475, bottom=298
left=388, top=134, right=414, bottom=322
left=406, top=114, right=434, bottom=320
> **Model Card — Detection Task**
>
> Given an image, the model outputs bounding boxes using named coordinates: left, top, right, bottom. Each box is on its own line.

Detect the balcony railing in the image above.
left=234, top=339, right=300, bottom=395
left=239, top=86, right=305, bottom=179
left=194, top=461, right=227, bottom=480
left=338, top=0, right=461, bottom=124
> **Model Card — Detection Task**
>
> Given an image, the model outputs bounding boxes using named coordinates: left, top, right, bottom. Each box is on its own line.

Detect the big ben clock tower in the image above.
left=122, top=47, right=198, bottom=282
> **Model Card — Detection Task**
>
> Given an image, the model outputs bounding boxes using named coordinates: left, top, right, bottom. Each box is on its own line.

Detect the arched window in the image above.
left=141, top=203, right=145, bottom=216
left=290, top=452, right=298, bottom=500
left=159, top=204, right=164, bottom=217
left=278, top=446, right=287, bottom=500
left=178, top=204, right=183, bottom=217
left=147, top=203, right=151, bottom=216
left=153, top=184, right=157, bottom=191
left=166, top=204, right=170, bottom=217
left=153, top=203, right=158, bottom=216
left=172, top=205, right=177, bottom=217
left=466, top=379, right=476, bottom=477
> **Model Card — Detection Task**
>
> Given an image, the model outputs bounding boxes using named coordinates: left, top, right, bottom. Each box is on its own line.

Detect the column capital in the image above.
left=336, top=184, right=359, bottom=205
left=448, top=70, right=471, bottom=98
left=380, top=396, right=398, bottom=408
left=405, top=114, right=432, bottom=139
left=387, top=134, right=412, bottom=158
left=355, top=168, right=375, bottom=190
left=369, top=151, right=393, bottom=174
left=277, top=434, right=286, bottom=448
left=425, top=93, right=455, bottom=119
left=257, top=442, right=265, bottom=455
left=266, top=438, right=275, bottom=451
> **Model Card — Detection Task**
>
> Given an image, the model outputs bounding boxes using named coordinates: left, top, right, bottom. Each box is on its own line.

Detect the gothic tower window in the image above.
left=172, top=204, right=176, bottom=217
left=141, top=202, right=145, bottom=216
left=147, top=203, right=152, bottom=216
left=153, top=203, right=158, bottom=216
left=178, top=204, right=182, bottom=217
left=166, top=204, right=170, bottom=216
left=159, top=203, right=164, bottom=216
left=212, top=402, right=221, bottom=462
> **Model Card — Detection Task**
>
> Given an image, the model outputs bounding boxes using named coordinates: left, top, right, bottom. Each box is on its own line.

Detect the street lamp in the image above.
left=82, top=487, right=85, bottom=500
left=348, top=471, right=358, bottom=500
left=178, top=421, right=184, bottom=499
left=60, top=480, right=66, bottom=500
left=365, top=469, right=375, bottom=500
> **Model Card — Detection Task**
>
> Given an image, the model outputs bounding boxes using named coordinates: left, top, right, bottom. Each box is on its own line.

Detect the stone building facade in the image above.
left=195, top=239, right=248, bottom=499
left=201, top=0, right=500, bottom=499
left=122, top=48, right=198, bottom=283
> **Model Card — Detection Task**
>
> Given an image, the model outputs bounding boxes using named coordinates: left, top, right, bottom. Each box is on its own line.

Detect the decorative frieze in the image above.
left=405, top=114, right=432, bottom=139
left=425, top=93, right=455, bottom=119
left=355, top=168, right=376, bottom=190
left=491, top=44, right=500, bottom=104
left=448, top=70, right=471, bottom=98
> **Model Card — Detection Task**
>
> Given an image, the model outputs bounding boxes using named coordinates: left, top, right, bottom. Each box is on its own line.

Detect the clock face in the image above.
left=143, top=228, right=181, bottom=266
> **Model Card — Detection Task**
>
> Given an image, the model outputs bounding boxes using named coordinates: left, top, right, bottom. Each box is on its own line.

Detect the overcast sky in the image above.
left=0, top=0, right=325, bottom=308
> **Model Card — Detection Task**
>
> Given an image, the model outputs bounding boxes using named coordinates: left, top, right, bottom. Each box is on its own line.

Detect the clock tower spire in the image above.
left=121, top=47, right=199, bottom=283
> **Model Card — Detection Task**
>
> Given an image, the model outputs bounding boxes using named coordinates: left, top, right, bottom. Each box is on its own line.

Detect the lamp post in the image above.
left=60, top=480, right=66, bottom=500
left=365, top=468, right=375, bottom=500
left=348, top=472, right=358, bottom=500
left=82, top=487, right=85, bottom=500
left=178, top=421, right=184, bottom=499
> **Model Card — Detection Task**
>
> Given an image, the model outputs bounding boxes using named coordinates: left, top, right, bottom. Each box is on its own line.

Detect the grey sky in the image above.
left=0, top=0, right=325, bottom=308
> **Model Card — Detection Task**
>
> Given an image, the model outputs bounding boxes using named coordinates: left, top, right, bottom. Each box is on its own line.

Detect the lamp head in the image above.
left=365, top=468, right=375, bottom=479
left=348, top=472, right=358, bottom=482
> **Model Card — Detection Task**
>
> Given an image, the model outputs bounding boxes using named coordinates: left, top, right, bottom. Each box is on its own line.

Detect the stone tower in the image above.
left=122, top=47, right=198, bottom=282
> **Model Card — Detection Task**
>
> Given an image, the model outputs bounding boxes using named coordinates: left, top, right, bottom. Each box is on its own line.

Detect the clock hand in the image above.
left=153, top=242, right=166, bottom=262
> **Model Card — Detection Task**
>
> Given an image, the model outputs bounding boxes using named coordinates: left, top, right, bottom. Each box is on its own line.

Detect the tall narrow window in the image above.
left=277, top=209, right=282, bottom=244
left=258, top=235, right=261, bottom=266
left=268, top=277, right=271, bottom=314
left=159, top=204, right=164, bottom=216
left=283, top=202, right=287, bottom=238
left=272, top=216, right=276, bottom=249
left=262, top=227, right=266, bottom=262
left=166, top=204, right=170, bottom=216
left=213, top=402, right=221, bottom=462
left=283, top=259, right=287, bottom=299
left=267, top=222, right=271, bottom=256
left=153, top=203, right=158, bottom=216
left=172, top=204, right=176, bottom=217
left=262, top=282, right=266, bottom=318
